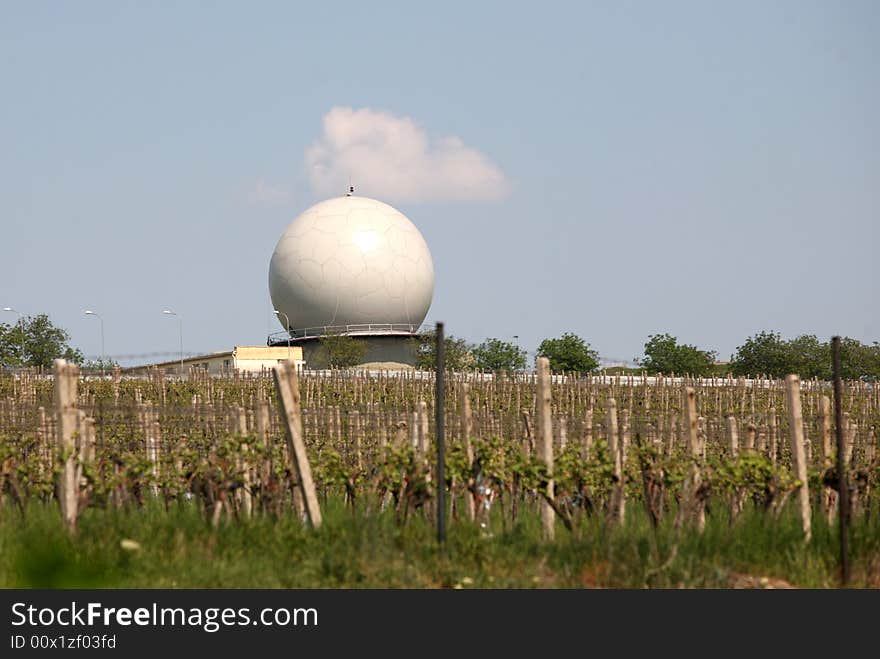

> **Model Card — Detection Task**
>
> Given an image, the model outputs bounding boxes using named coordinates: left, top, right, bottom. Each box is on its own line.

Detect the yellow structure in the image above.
left=124, top=345, right=304, bottom=376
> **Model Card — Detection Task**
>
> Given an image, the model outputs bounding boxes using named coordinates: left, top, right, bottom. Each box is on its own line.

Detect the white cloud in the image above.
left=305, top=107, right=510, bottom=202
left=249, top=180, right=291, bottom=205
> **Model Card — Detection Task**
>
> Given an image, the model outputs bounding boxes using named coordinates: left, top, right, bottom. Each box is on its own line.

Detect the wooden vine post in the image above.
left=768, top=408, right=778, bottom=464
left=582, top=408, right=593, bottom=458
left=417, top=400, right=429, bottom=459
left=676, top=387, right=705, bottom=532
left=606, top=398, right=622, bottom=522
left=615, top=408, right=629, bottom=523
left=350, top=410, right=363, bottom=471
left=236, top=406, right=253, bottom=518
left=256, top=400, right=271, bottom=491
left=410, top=410, right=419, bottom=451
left=273, top=361, right=322, bottom=528
left=536, top=357, right=554, bottom=541
left=75, top=410, right=95, bottom=491
left=665, top=413, right=677, bottom=456
left=459, top=383, right=476, bottom=522
left=54, top=359, right=79, bottom=534
left=745, top=423, right=756, bottom=451
left=784, top=374, right=811, bottom=542
left=726, top=415, right=744, bottom=521
left=817, top=395, right=837, bottom=523
left=36, top=406, right=48, bottom=480
left=726, top=415, right=739, bottom=457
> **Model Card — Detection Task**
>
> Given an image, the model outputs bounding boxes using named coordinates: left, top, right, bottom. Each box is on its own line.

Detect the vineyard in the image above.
left=1, top=360, right=878, bottom=588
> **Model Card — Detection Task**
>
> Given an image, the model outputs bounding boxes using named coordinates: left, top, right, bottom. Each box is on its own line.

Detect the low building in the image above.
left=124, top=345, right=304, bottom=376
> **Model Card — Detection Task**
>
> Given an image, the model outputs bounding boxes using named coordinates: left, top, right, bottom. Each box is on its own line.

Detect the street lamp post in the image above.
left=84, top=310, right=105, bottom=376
left=162, top=309, right=184, bottom=376
left=274, top=310, right=292, bottom=361
left=2, top=307, right=25, bottom=368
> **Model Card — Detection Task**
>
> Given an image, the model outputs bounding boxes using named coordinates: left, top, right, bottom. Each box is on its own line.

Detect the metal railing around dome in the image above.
left=267, top=323, right=431, bottom=345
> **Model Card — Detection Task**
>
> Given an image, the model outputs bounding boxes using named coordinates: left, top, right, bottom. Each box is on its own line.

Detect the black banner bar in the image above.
left=1, top=589, right=874, bottom=654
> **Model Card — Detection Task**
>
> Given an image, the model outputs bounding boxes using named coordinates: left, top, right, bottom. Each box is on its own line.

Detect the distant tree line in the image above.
left=414, top=329, right=880, bottom=379
left=414, top=331, right=599, bottom=374
left=4, top=313, right=878, bottom=380
left=636, top=331, right=879, bottom=379
left=727, top=332, right=880, bottom=380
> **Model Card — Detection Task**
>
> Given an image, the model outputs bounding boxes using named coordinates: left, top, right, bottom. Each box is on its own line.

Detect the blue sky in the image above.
left=1, top=1, right=877, bottom=366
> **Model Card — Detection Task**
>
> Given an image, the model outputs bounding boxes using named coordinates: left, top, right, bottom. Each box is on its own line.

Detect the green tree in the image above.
left=472, top=338, right=527, bottom=373
left=837, top=338, right=880, bottom=380
left=0, top=314, right=83, bottom=368
left=412, top=331, right=474, bottom=371
left=729, top=331, right=792, bottom=378
left=536, top=333, right=599, bottom=373
left=314, top=332, right=368, bottom=369
left=730, top=332, right=880, bottom=380
left=639, top=333, right=717, bottom=375
left=0, top=323, right=24, bottom=367
left=785, top=334, right=828, bottom=378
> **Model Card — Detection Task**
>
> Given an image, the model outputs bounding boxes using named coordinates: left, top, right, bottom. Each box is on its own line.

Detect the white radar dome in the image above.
left=268, top=195, right=434, bottom=331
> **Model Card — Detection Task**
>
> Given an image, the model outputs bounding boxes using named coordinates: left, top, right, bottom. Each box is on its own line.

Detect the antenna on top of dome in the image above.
left=346, top=175, right=354, bottom=196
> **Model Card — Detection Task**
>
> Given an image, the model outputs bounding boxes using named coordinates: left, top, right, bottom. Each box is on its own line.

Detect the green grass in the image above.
left=1, top=500, right=877, bottom=588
